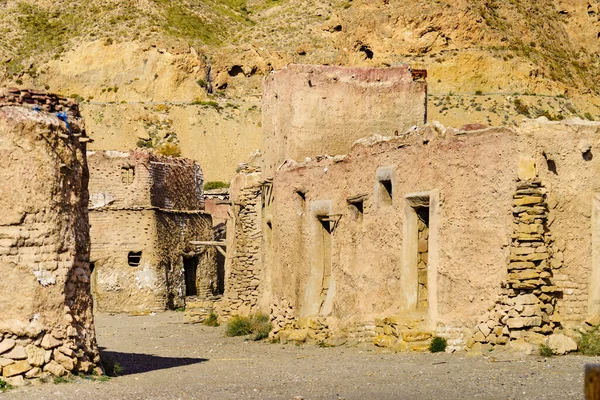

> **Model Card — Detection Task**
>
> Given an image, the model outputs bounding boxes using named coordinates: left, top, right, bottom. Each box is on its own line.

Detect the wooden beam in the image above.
left=190, top=240, right=226, bottom=247
left=216, top=246, right=227, bottom=257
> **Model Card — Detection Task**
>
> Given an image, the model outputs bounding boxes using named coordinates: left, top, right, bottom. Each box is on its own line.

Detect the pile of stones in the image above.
left=269, top=298, right=295, bottom=339
left=0, top=88, right=81, bottom=117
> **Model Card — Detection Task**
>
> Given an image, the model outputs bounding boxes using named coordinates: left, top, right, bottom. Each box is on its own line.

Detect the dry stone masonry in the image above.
left=469, top=169, right=567, bottom=353
left=0, top=93, right=100, bottom=384
left=0, top=88, right=81, bottom=117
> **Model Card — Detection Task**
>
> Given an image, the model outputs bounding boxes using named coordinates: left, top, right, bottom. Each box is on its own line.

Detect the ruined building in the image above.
left=0, top=89, right=100, bottom=383
left=223, top=64, right=600, bottom=352
left=88, top=151, right=217, bottom=313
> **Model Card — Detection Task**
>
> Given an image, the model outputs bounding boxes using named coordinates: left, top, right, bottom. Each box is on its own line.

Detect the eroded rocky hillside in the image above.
left=1, top=0, right=599, bottom=180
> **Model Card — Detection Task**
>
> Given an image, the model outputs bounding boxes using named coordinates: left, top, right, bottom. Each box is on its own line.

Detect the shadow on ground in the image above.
left=99, top=347, right=208, bottom=376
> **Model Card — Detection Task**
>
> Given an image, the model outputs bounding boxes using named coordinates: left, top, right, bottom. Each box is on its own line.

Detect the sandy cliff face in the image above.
left=0, top=0, right=599, bottom=180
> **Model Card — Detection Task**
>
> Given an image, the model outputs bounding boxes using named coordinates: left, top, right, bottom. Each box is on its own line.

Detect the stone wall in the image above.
left=468, top=176, right=563, bottom=352
left=262, top=64, right=427, bottom=177
left=88, top=151, right=214, bottom=313
left=217, top=167, right=264, bottom=317
left=0, top=102, right=99, bottom=383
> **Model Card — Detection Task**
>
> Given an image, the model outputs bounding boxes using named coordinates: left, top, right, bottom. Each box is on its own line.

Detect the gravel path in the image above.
left=3, top=311, right=596, bottom=399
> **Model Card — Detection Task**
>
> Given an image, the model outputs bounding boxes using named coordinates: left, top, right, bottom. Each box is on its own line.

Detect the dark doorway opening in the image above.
left=415, top=206, right=430, bottom=312
left=216, top=251, right=225, bottom=295
left=183, top=256, right=199, bottom=296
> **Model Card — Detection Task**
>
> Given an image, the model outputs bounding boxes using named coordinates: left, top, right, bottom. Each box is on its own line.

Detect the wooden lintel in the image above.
left=190, top=240, right=227, bottom=247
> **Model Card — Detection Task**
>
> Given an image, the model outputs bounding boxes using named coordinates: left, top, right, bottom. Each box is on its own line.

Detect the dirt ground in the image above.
left=3, top=311, right=596, bottom=399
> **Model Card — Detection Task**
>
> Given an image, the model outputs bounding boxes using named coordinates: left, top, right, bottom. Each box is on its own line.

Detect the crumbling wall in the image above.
left=262, top=64, right=427, bottom=177
left=156, top=212, right=215, bottom=309
left=0, top=103, right=100, bottom=383
left=255, top=119, right=600, bottom=350
left=88, top=151, right=213, bottom=313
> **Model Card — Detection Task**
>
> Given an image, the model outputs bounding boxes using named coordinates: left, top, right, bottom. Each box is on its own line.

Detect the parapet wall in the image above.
left=262, top=64, right=427, bottom=177
left=0, top=103, right=99, bottom=382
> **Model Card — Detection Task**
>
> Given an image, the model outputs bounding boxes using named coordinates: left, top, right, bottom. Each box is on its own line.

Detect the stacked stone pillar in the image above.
left=469, top=172, right=562, bottom=350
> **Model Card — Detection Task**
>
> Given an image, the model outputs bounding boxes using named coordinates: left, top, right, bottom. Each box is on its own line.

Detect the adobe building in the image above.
left=223, top=64, right=600, bottom=353
left=0, top=89, right=100, bottom=383
left=87, top=150, right=218, bottom=313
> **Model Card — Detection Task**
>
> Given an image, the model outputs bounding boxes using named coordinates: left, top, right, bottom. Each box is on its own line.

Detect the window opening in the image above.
left=128, top=251, right=142, bottom=267
left=121, top=166, right=135, bottom=184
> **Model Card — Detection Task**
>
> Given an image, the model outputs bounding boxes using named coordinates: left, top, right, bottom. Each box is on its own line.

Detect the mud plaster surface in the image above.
left=5, top=311, right=595, bottom=400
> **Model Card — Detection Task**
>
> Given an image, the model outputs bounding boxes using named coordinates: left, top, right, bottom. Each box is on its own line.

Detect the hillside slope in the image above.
left=1, top=0, right=599, bottom=179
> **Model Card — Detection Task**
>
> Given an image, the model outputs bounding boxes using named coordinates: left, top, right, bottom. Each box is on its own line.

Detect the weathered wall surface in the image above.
left=261, top=64, right=427, bottom=177
left=257, top=119, right=600, bottom=349
left=88, top=151, right=214, bottom=313
left=0, top=105, right=100, bottom=381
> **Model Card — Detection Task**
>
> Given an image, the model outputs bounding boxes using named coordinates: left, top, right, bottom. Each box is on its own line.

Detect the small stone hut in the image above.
left=87, top=150, right=217, bottom=313
left=0, top=89, right=100, bottom=383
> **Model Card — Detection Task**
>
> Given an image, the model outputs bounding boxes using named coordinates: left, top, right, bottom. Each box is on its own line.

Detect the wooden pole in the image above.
left=585, top=364, right=600, bottom=400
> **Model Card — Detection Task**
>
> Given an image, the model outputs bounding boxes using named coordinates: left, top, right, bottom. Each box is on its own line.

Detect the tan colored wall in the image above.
left=0, top=105, right=100, bottom=380
left=88, top=151, right=214, bottom=313
left=257, top=120, right=600, bottom=347
left=261, top=64, right=427, bottom=177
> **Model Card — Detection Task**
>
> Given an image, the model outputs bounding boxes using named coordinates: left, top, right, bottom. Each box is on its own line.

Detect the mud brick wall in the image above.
left=262, top=64, right=427, bottom=177
left=0, top=104, right=100, bottom=383
left=88, top=151, right=213, bottom=313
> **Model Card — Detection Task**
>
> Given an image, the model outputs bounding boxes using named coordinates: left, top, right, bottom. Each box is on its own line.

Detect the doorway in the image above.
left=317, top=216, right=333, bottom=313
left=183, top=256, right=199, bottom=296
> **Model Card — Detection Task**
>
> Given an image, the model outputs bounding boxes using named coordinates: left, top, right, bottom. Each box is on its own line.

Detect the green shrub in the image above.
left=191, top=100, right=223, bottom=111
left=0, top=378, right=13, bottom=392
left=136, top=139, right=153, bottom=149
left=204, top=181, right=230, bottom=191
left=514, top=98, right=530, bottom=117
left=538, top=343, right=553, bottom=357
left=156, top=143, right=182, bottom=157
left=54, top=376, right=72, bottom=384
left=584, top=112, right=594, bottom=121
left=578, top=328, right=600, bottom=356
left=429, top=336, right=447, bottom=353
left=225, top=313, right=272, bottom=340
left=251, top=313, right=272, bottom=341
left=204, top=311, right=220, bottom=327
left=475, top=90, right=483, bottom=95
left=102, top=357, right=125, bottom=376
left=225, top=315, right=253, bottom=337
